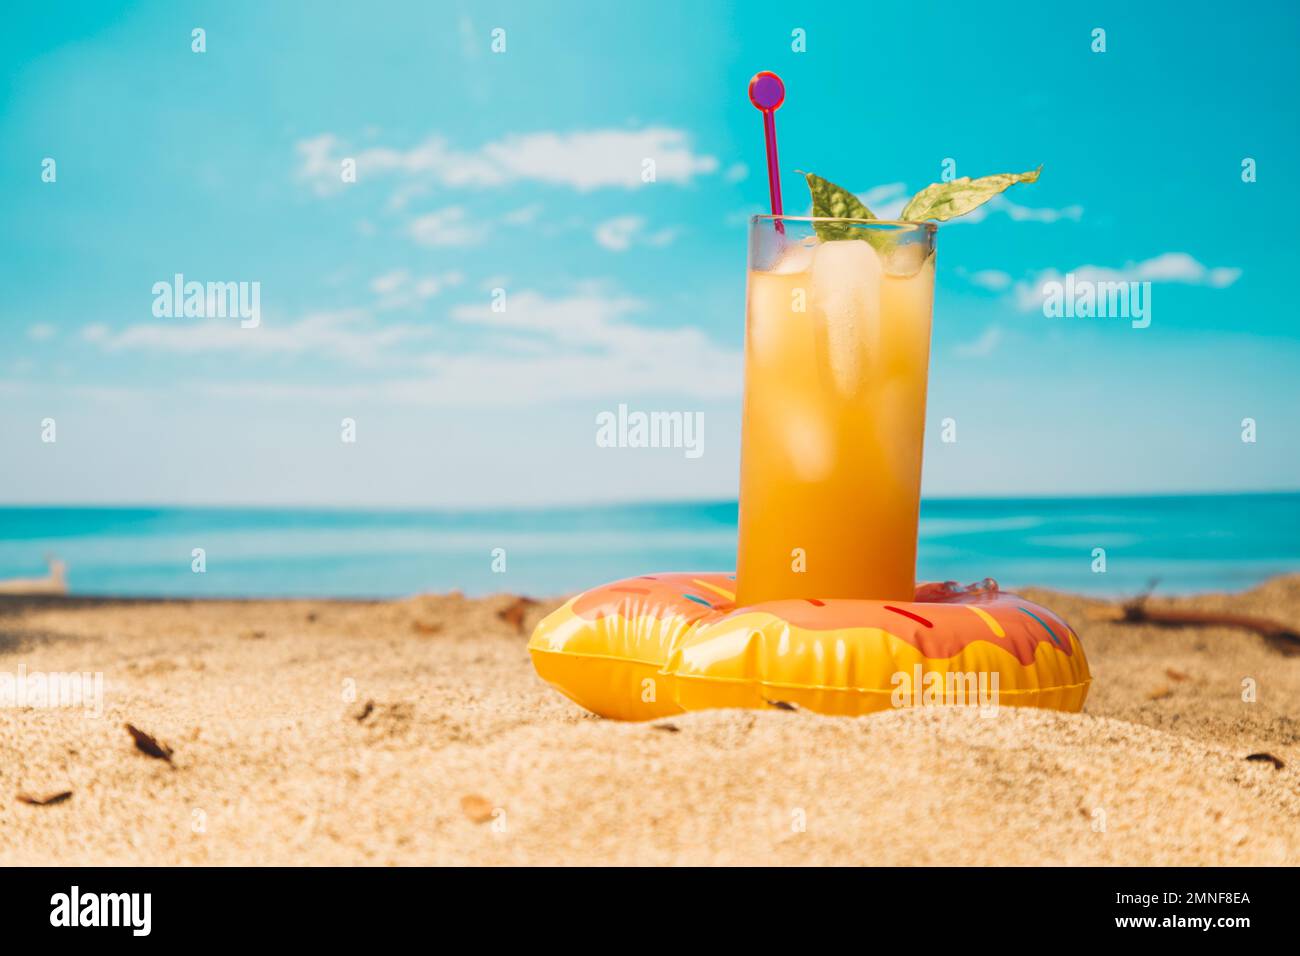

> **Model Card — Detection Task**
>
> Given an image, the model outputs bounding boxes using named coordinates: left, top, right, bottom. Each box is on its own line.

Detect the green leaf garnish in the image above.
left=803, top=172, right=876, bottom=242
left=799, top=166, right=1044, bottom=242
left=805, top=172, right=876, bottom=220
left=899, top=166, right=1042, bottom=222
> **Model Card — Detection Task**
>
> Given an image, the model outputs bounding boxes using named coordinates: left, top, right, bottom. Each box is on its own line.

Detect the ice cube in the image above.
left=767, top=238, right=816, bottom=274
left=782, top=401, right=836, bottom=482
left=746, top=273, right=786, bottom=366
left=810, top=239, right=882, bottom=394
left=879, top=239, right=929, bottom=278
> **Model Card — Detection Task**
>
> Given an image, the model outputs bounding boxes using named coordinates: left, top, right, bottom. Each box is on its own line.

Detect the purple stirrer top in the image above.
left=748, top=71, right=786, bottom=217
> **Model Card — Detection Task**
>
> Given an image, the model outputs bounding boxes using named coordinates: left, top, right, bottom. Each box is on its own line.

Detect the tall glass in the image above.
left=736, top=216, right=938, bottom=605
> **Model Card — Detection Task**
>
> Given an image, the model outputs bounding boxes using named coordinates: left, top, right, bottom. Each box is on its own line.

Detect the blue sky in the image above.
left=2, top=0, right=1296, bottom=507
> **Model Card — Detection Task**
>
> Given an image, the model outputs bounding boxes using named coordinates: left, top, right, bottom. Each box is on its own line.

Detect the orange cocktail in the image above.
left=735, top=217, right=937, bottom=604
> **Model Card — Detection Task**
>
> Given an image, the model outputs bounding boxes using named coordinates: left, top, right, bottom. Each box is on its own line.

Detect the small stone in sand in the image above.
left=460, top=794, right=495, bottom=823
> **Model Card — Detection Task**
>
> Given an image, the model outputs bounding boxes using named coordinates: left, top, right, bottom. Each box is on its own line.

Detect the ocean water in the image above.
left=0, top=494, right=1297, bottom=599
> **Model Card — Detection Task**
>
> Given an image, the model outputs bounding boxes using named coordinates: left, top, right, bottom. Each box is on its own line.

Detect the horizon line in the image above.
left=1, top=488, right=1298, bottom=515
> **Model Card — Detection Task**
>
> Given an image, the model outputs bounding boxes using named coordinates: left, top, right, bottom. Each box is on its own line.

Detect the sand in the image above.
left=1, top=577, right=1298, bottom=866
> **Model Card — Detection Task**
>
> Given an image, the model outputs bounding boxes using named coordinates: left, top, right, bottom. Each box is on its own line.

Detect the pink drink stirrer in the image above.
left=748, top=71, right=786, bottom=218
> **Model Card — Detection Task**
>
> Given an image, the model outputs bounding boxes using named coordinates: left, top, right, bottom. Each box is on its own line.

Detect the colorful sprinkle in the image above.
left=692, top=578, right=736, bottom=602
left=884, top=605, right=934, bottom=628
left=966, top=604, right=1006, bottom=638
left=682, top=594, right=714, bottom=608
left=1018, top=607, right=1062, bottom=647
left=805, top=598, right=825, bottom=607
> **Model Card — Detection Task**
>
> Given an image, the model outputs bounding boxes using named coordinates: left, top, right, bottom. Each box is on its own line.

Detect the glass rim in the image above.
left=751, top=214, right=938, bottom=234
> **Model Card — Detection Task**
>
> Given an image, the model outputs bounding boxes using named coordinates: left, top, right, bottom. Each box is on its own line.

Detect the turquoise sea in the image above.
left=0, top=494, right=1297, bottom=599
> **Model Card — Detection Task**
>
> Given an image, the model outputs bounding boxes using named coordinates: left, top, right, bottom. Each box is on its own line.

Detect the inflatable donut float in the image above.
left=528, top=573, right=1090, bottom=720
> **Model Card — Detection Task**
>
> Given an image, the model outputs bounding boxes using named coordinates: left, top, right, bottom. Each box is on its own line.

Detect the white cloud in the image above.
left=457, top=14, right=479, bottom=60
left=952, top=194, right=1084, bottom=225
left=27, top=322, right=57, bottom=341
left=411, top=345, right=735, bottom=404
left=0, top=379, right=157, bottom=402
left=492, top=129, right=718, bottom=189
left=503, top=203, right=543, bottom=225
left=1206, top=267, right=1241, bottom=288
left=297, top=127, right=719, bottom=196
left=724, top=162, right=748, bottom=183
left=370, top=270, right=409, bottom=295
left=78, top=279, right=737, bottom=405
left=407, top=206, right=487, bottom=247
left=594, top=216, right=641, bottom=251
left=385, top=181, right=431, bottom=212
left=859, top=183, right=909, bottom=220
left=370, top=269, right=463, bottom=308
left=192, top=286, right=740, bottom=406
left=998, top=198, right=1084, bottom=223
left=196, top=348, right=738, bottom=406
left=1011, top=253, right=1243, bottom=311
left=593, top=216, right=679, bottom=252
left=414, top=274, right=461, bottom=297
left=647, top=230, right=678, bottom=247
left=81, top=309, right=432, bottom=366
left=1133, top=252, right=1241, bottom=286
left=966, top=269, right=1013, bottom=291
left=82, top=267, right=469, bottom=363
left=451, top=285, right=640, bottom=343
left=954, top=325, right=1003, bottom=358
left=443, top=286, right=739, bottom=400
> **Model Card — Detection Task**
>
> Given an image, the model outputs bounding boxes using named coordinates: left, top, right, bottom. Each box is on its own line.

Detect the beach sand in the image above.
left=2, top=577, right=1298, bottom=866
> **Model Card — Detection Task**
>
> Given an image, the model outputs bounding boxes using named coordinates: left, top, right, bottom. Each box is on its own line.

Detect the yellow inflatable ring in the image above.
left=529, top=573, right=1090, bottom=720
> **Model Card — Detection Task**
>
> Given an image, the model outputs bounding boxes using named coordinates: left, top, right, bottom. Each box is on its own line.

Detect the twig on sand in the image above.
left=17, top=790, right=73, bottom=806
left=1246, top=753, right=1285, bottom=770
left=1089, top=578, right=1300, bottom=655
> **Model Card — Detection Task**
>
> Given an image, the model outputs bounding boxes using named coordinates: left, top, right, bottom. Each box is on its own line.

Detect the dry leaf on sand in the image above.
left=125, top=723, right=174, bottom=763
